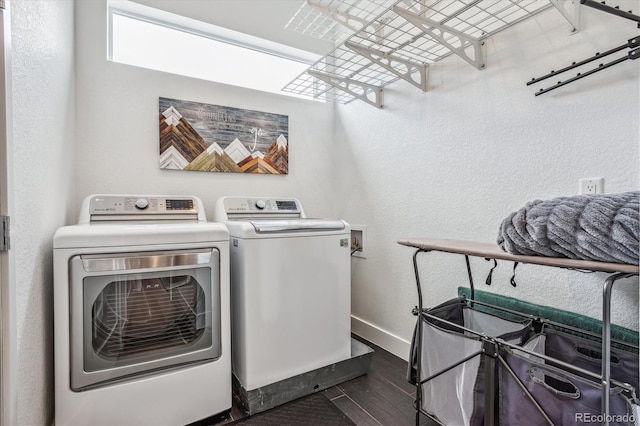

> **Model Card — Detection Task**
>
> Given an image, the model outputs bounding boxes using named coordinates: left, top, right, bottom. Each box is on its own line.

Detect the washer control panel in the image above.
left=220, top=197, right=303, bottom=219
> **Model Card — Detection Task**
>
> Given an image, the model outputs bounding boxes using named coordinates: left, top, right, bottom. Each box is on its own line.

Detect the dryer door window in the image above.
left=90, top=273, right=208, bottom=364
left=69, top=248, right=221, bottom=391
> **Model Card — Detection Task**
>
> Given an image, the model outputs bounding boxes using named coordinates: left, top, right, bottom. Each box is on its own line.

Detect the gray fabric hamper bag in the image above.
left=499, top=346, right=635, bottom=426
left=543, top=326, right=639, bottom=394
left=408, top=297, right=533, bottom=425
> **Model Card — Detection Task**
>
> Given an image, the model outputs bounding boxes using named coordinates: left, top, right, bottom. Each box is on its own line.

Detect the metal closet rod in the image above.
left=527, top=37, right=637, bottom=86
left=528, top=0, right=640, bottom=96
left=531, top=36, right=639, bottom=96
left=580, top=0, right=640, bottom=25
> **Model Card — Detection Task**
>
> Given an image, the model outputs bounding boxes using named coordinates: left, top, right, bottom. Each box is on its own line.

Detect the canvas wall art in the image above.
left=159, top=97, right=289, bottom=174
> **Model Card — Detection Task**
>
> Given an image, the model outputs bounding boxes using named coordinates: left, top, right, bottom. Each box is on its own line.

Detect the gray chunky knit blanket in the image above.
left=497, top=192, right=639, bottom=265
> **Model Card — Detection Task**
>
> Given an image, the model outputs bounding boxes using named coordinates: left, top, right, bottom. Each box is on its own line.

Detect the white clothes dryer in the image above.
left=214, top=197, right=352, bottom=399
left=53, top=195, right=231, bottom=425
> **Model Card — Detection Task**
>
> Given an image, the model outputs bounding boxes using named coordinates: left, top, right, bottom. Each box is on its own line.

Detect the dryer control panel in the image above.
left=79, top=195, right=206, bottom=223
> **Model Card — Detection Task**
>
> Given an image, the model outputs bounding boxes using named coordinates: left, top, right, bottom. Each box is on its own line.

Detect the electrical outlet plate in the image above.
left=579, top=177, right=604, bottom=195
left=351, top=225, right=366, bottom=259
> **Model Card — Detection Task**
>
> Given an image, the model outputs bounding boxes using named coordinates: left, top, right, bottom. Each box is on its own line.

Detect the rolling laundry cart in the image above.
left=398, top=238, right=639, bottom=426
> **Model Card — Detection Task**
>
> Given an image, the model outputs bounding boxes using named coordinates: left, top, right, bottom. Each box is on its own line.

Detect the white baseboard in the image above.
left=351, top=315, right=411, bottom=361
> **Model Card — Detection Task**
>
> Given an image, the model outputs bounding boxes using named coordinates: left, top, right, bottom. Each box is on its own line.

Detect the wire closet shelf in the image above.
left=283, top=0, right=577, bottom=107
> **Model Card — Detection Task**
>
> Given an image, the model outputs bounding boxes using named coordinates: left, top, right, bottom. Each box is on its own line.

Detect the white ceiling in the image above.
left=130, top=0, right=336, bottom=55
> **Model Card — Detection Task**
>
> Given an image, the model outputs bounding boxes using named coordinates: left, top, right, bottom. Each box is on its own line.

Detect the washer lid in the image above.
left=250, top=219, right=345, bottom=234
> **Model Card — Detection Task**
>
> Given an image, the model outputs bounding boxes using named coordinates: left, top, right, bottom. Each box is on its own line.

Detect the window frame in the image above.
left=107, top=0, right=320, bottom=97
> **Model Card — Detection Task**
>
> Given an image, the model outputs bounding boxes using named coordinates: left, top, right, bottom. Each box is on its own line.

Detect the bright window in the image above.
left=108, top=1, right=319, bottom=97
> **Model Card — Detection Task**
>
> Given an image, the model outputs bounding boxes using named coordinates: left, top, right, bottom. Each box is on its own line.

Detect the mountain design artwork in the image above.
left=159, top=97, right=289, bottom=174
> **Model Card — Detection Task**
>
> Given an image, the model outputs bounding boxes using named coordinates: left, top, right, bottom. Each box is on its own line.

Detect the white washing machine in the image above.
left=214, top=197, right=352, bottom=395
left=53, top=195, right=231, bottom=425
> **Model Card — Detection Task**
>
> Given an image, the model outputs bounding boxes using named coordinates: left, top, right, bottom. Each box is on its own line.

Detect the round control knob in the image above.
left=255, top=200, right=266, bottom=210
left=134, top=198, right=149, bottom=210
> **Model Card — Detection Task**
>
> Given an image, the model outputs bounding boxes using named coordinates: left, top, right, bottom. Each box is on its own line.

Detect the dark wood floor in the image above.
left=200, top=336, right=436, bottom=426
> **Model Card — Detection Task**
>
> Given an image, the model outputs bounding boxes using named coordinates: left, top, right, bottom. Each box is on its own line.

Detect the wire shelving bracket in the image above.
left=307, top=70, right=385, bottom=108
left=344, top=41, right=429, bottom=92
left=392, top=5, right=487, bottom=70
left=548, top=0, right=581, bottom=33
left=283, top=0, right=581, bottom=108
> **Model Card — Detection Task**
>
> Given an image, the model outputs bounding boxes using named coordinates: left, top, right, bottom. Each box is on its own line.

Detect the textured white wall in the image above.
left=9, top=0, right=75, bottom=424
left=75, top=1, right=336, bottom=222
left=334, top=4, right=640, bottom=358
